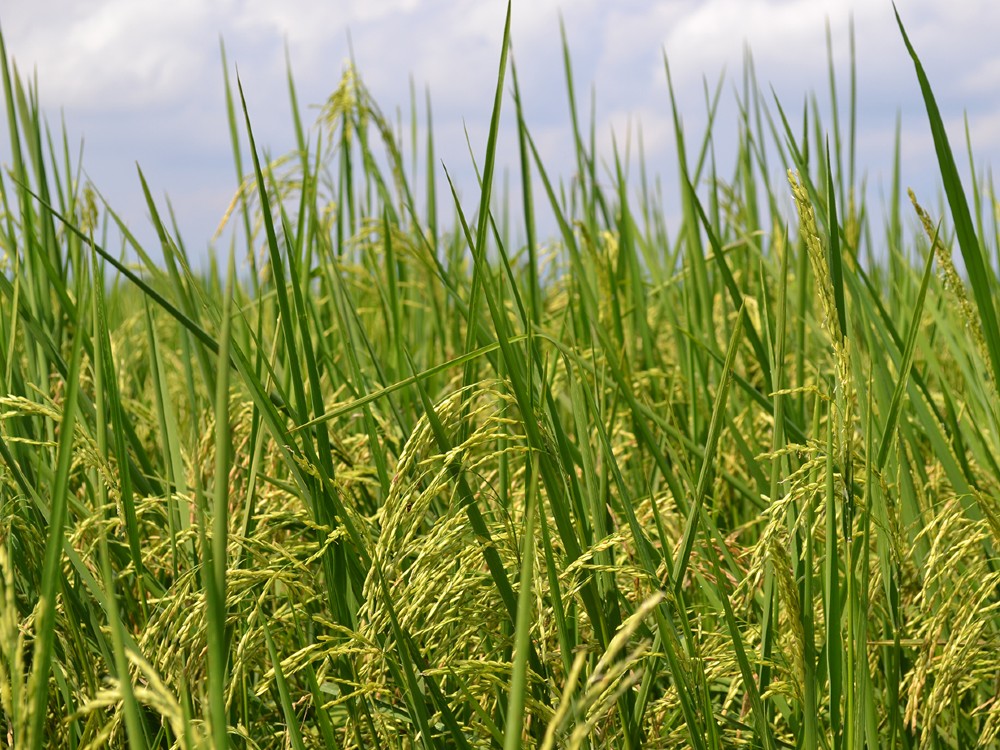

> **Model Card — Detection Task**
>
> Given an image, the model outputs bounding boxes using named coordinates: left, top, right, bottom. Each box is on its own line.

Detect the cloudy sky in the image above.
left=2, top=1, right=998, bottom=262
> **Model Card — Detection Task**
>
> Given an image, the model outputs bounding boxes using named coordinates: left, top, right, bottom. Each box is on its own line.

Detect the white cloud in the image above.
left=3, top=0, right=225, bottom=109
left=0, top=0, right=998, bottom=255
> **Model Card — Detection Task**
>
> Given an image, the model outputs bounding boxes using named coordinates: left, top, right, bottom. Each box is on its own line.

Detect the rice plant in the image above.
left=0, top=5, right=998, bottom=748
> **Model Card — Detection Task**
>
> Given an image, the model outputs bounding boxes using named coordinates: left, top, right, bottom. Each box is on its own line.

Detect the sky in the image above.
left=1, top=0, right=999, bottom=264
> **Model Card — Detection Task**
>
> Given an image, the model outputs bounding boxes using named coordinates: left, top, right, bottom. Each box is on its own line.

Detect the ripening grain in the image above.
left=0, top=7, right=998, bottom=749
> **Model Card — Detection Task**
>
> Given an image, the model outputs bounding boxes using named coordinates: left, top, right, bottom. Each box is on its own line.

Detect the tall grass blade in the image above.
left=895, top=5, right=1000, bottom=395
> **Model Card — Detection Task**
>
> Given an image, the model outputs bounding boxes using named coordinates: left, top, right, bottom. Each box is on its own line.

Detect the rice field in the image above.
left=1, top=6, right=999, bottom=748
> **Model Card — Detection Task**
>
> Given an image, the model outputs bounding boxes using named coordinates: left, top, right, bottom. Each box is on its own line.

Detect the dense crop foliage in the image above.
left=1, top=7, right=999, bottom=748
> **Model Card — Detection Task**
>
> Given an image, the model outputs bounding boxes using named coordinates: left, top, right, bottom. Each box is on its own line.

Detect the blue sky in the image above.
left=2, top=1, right=999, bottom=261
